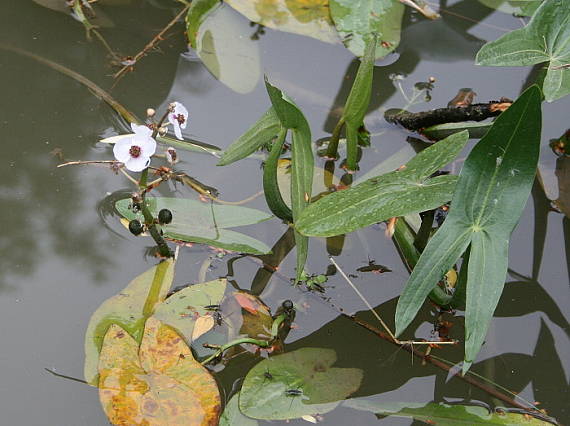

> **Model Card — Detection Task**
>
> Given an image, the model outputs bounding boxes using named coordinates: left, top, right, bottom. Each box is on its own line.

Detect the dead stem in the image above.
left=329, top=256, right=456, bottom=346
left=113, top=4, right=190, bottom=81
left=57, top=160, right=120, bottom=168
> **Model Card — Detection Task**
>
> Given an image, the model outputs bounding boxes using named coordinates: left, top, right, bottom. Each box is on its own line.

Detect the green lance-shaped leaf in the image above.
left=395, top=86, right=542, bottom=373
left=84, top=258, right=176, bottom=385
left=265, top=78, right=314, bottom=280
left=330, top=0, right=405, bottom=59
left=186, top=0, right=221, bottom=48
left=217, top=107, right=281, bottom=166
left=476, top=0, right=570, bottom=102
left=296, top=130, right=469, bottom=237
left=343, top=35, right=376, bottom=171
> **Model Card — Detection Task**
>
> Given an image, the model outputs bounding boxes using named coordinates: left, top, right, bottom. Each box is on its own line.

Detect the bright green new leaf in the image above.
left=422, top=121, right=492, bottom=141
left=116, top=197, right=272, bottom=255
left=476, top=0, right=570, bottom=101
left=344, top=399, right=552, bottom=425
left=217, top=107, right=281, bottom=166
left=296, top=130, right=469, bottom=237
left=330, top=0, right=404, bottom=58
left=84, top=258, right=175, bottom=385
left=395, top=86, right=542, bottom=373
left=265, top=79, right=314, bottom=280
left=239, top=348, right=363, bottom=420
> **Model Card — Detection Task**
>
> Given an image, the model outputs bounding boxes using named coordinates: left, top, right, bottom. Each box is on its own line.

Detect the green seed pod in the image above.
left=158, top=208, right=173, bottom=225
left=128, top=219, right=144, bottom=236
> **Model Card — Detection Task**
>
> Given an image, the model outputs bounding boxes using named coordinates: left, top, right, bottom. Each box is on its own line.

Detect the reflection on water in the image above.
left=0, top=0, right=568, bottom=424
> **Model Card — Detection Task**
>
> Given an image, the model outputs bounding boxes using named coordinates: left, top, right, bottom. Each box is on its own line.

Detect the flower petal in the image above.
left=132, top=124, right=153, bottom=138
left=138, top=137, right=157, bottom=157
left=172, top=122, right=183, bottom=140
left=125, top=155, right=151, bottom=172
left=113, top=138, right=134, bottom=163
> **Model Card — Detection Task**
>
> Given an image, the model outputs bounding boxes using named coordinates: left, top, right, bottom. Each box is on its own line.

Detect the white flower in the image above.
left=113, top=123, right=157, bottom=172
left=168, top=102, right=189, bottom=140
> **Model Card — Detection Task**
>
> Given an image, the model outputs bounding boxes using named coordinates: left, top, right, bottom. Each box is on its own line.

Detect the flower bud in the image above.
left=282, top=300, right=294, bottom=311
left=128, top=219, right=144, bottom=236
left=146, top=108, right=156, bottom=118
left=158, top=208, right=173, bottom=225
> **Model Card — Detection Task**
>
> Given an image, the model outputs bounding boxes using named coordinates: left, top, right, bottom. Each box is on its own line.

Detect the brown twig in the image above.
left=113, top=4, right=190, bottom=81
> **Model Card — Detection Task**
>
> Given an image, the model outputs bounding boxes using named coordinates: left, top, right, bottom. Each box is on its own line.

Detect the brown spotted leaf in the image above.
left=98, top=318, right=221, bottom=425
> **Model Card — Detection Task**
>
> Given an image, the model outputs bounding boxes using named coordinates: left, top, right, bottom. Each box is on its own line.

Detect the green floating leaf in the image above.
left=265, top=78, right=314, bottom=280
left=151, top=279, right=227, bottom=347
left=476, top=0, right=570, bottom=101
left=98, top=318, right=221, bottom=425
left=330, top=0, right=404, bottom=58
left=218, top=107, right=281, bottom=166
left=116, top=197, right=272, bottom=255
left=84, top=258, right=175, bottom=386
left=221, top=394, right=259, bottom=426
left=395, top=86, right=542, bottom=373
left=239, top=348, right=363, bottom=420
left=225, top=0, right=339, bottom=44
left=296, top=130, right=469, bottom=237
left=344, top=399, right=553, bottom=425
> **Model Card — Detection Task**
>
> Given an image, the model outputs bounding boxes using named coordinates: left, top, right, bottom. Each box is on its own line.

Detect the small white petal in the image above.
left=173, top=122, right=183, bottom=140
left=138, top=137, right=157, bottom=157
left=113, top=138, right=134, bottom=162
left=125, top=155, right=151, bottom=172
left=132, top=124, right=153, bottom=138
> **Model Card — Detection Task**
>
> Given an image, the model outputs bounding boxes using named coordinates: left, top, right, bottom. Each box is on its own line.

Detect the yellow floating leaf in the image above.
left=225, top=0, right=339, bottom=44
left=98, top=318, right=221, bottom=425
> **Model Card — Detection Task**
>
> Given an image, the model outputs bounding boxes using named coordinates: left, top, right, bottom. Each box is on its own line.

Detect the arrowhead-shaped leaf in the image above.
left=476, top=0, right=570, bottom=101
left=395, top=86, right=542, bottom=373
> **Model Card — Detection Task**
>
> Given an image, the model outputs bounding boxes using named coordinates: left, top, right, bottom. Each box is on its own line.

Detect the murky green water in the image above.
left=0, top=1, right=568, bottom=425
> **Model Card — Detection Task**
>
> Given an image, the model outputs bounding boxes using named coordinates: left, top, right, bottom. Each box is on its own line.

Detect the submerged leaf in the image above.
left=239, top=348, right=363, bottom=420
left=84, top=259, right=175, bottom=385
left=115, top=197, right=272, bottom=255
left=98, top=318, right=221, bottom=425
left=395, top=86, right=542, bottom=373
left=192, top=4, right=262, bottom=94
left=296, top=131, right=469, bottom=237
left=476, top=0, right=570, bottom=101
left=330, top=0, right=404, bottom=58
